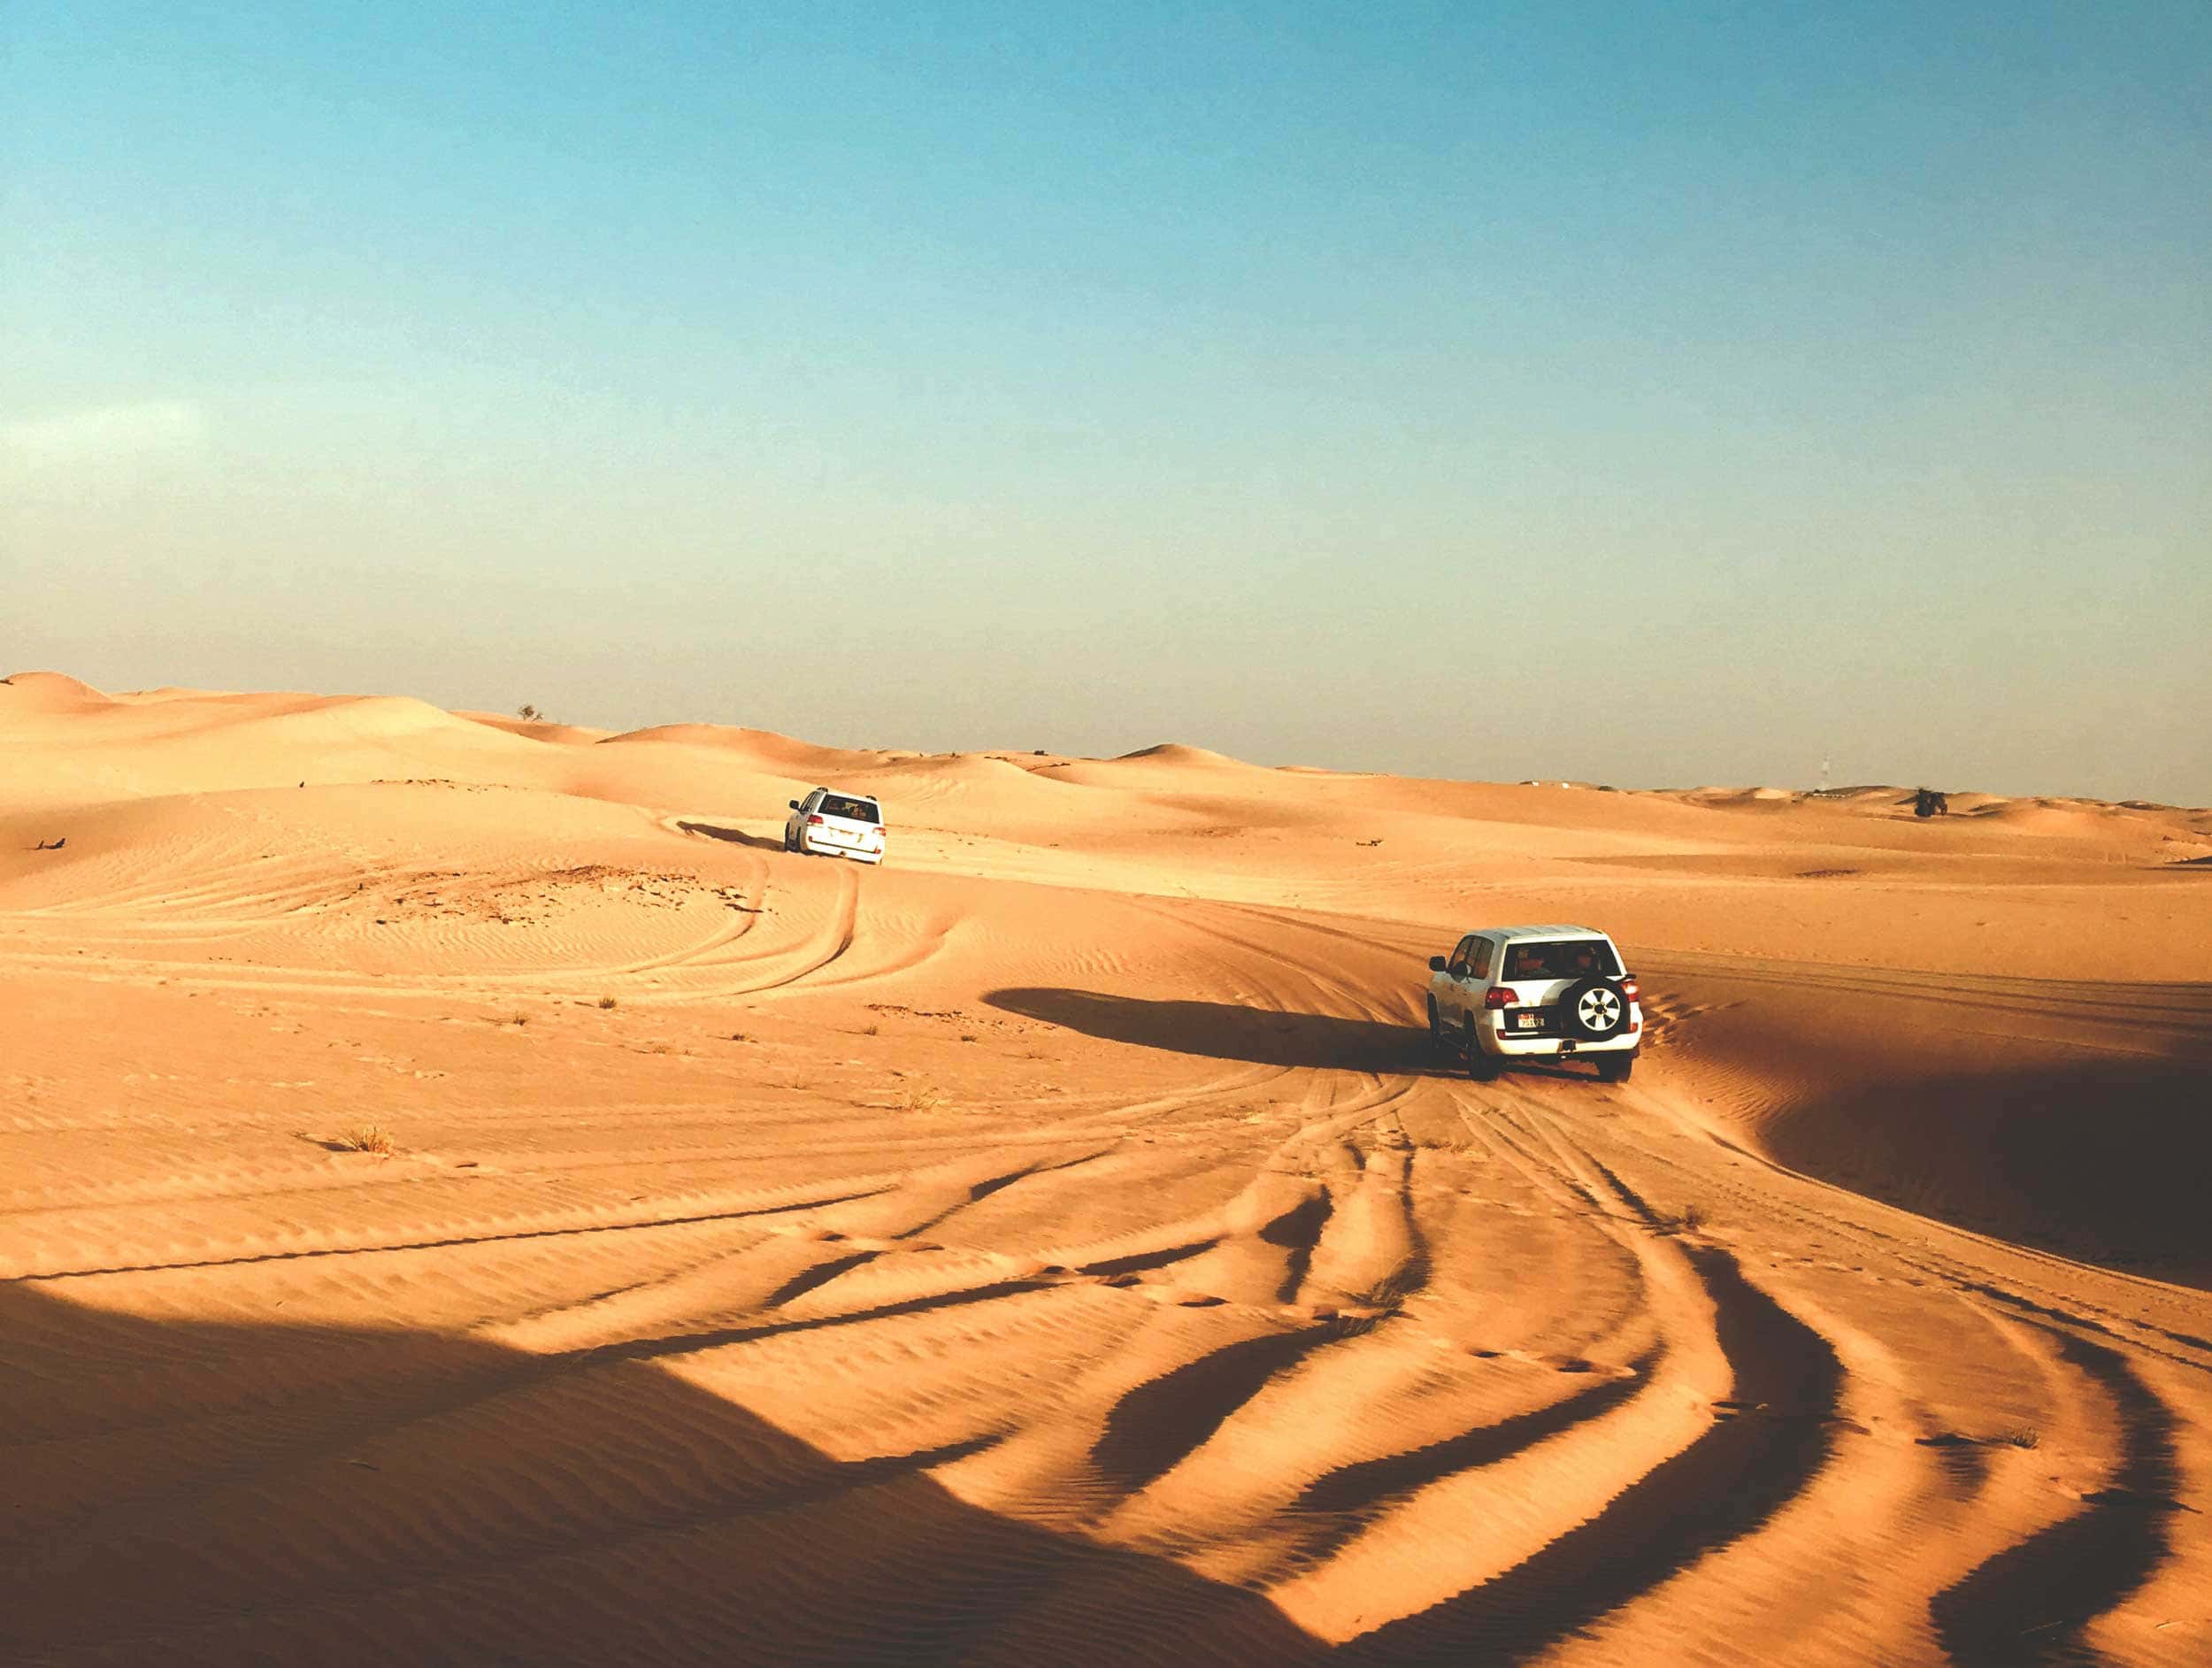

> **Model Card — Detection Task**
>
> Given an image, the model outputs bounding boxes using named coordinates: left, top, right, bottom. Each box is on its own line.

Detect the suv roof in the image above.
left=1476, top=924, right=1612, bottom=943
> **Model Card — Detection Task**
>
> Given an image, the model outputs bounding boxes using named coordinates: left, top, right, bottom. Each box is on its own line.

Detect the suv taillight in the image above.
left=1620, top=979, right=1640, bottom=1002
left=806, top=814, right=825, bottom=826
left=1483, top=988, right=1518, bottom=1009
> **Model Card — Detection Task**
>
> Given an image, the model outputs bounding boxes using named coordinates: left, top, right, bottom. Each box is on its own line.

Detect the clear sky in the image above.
left=5, top=2, right=2208, bottom=801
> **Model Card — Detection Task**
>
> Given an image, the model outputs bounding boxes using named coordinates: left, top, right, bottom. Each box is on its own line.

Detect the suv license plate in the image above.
left=1516, top=1014, right=1540, bottom=1030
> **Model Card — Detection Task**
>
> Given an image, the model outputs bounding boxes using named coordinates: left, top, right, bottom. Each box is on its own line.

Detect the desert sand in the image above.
left=4, top=669, right=2209, bottom=1665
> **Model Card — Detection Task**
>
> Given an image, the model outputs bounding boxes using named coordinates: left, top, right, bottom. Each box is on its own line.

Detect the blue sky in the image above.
left=5, top=2, right=2208, bottom=799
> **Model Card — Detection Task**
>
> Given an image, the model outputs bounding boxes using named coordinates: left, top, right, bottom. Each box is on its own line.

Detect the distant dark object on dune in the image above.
left=1912, top=788, right=1949, bottom=819
left=33, top=836, right=65, bottom=850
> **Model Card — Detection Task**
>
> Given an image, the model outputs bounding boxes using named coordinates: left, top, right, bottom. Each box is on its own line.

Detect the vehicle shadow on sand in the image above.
left=987, top=986, right=1470, bottom=1077
left=676, top=819, right=785, bottom=853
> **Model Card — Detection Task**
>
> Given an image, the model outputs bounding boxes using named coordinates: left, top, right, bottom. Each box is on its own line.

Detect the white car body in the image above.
left=1425, top=924, right=1643, bottom=1081
left=784, top=788, right=887, bottom=865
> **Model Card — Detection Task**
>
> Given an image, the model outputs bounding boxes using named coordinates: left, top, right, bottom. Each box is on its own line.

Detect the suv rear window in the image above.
left=1501, top=940, right=1621, bottom=980
left=818, top=795, right=880, bottom=824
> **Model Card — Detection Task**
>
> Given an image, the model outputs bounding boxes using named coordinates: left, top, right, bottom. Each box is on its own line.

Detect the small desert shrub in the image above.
left=897, top=1082, right=948, bottom=1115
left=861, top=1021, right=879, bottom=1036
left=597, top=995, right=618, bottom=1010
left=335, top=1125, right=396, bottom=1156
left=2000, top=1427, right=2040, bottom=1449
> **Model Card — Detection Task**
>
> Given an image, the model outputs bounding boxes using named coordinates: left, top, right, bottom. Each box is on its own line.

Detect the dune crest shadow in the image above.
left=1761, top=1059, right=2212, bottom=1288
left=0, top=1284, right=1322, bottom=1665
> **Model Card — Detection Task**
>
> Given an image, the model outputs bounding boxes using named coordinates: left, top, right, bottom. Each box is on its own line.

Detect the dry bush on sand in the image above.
left=334, top=1125, right=396, bottom=1156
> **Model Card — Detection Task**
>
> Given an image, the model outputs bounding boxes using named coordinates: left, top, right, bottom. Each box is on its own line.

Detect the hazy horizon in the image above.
left=6, top=4, right=2208, bottom=803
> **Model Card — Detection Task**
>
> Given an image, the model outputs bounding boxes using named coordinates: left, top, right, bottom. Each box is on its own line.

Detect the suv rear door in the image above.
left=1495, top=938, right=1619, bottom=1032
left=810, top=793, right=884, bottom=856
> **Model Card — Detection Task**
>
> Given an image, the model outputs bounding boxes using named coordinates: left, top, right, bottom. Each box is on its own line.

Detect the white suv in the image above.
left=1425, top=925, right=1643, bottom=1082
left=784, top=788, right=887, bottom=865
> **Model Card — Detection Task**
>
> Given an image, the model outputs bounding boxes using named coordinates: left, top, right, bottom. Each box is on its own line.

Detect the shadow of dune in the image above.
left=1931, top=1326, right=2183, bottom=1666
left=1330, top=1247, right=1841, bottom=1666
left=1760, top=1060, right=2212, bottom=1288
left=1636, top=961, right=2212, bottom=1287
left=987, top=987, right=1440, bottom=1074
left=676, top=819, right=784, bottom=852
left=0, top=1285, right=1319, bottom=1666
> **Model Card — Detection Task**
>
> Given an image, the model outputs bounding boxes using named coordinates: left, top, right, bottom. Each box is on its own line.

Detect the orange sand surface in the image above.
left=5, top=670, right=2210, bottom=1664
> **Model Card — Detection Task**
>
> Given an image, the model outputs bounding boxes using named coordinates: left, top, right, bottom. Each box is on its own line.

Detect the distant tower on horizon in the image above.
left=1817, top=754, right=1831, bottom=793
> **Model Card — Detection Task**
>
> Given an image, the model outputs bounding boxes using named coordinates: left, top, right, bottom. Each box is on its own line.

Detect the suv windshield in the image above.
left=818, top=795, right=880, bottom=824
left=1501, top=940, right=1622, bottom=980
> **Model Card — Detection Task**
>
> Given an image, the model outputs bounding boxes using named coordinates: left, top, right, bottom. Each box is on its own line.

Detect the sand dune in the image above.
left=4, top=677, right=2208, bottom=1664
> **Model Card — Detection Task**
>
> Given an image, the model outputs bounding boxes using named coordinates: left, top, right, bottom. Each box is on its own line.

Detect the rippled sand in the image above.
left=4, top=671, right=2208, bottom=1664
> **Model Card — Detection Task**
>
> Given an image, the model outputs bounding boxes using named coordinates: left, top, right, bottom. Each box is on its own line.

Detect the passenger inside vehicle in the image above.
left=1504, top=942, right=1620, bottom=980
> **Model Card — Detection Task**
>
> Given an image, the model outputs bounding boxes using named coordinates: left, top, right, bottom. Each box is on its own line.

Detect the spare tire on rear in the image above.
left=1559, top=977, right=1628, bottom=1041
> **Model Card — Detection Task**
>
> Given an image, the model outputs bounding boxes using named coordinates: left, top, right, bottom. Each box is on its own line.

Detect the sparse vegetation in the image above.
left=509, top=1010, right=529, bottom=1026
left=1655, top=1203, right=1706, bottom=1235
left=861, top=1021, right=879, bottom=1036
left=334, top=1125, right=396, bottom=1156
left=1913, top=787, right=1950, bottom=819
left=516, top=703, right=543, bottom=722
left=2000, top=1426, right=2040, bottom=1449
left=597, top=995, right=618, bottom=1010
left=897, top=1082, right=948, bottom=1115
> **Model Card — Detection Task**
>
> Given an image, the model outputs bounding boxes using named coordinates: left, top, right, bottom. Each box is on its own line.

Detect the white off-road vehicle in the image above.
left=784, top=788, right=887, bottom=865
left=1425, top=924, right=1643, bottom=1082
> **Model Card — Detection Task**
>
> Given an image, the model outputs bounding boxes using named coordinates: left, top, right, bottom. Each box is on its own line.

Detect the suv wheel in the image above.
left=1426, top=996, right=1444, bottom=1049
left=1560, top=977, right=1628, bottom=1042
left=1596, top=1052, right=1634, bottom=1084
left=1464, top=1016, right=1500, bottom=1080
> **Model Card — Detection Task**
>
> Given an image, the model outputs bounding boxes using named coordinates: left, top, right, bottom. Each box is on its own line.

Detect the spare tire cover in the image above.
left=1559, top=977, right=1627, bottom=1040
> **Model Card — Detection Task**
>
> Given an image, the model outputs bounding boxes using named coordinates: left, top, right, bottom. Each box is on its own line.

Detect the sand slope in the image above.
left=4, top=676, right=2209, bottom=1664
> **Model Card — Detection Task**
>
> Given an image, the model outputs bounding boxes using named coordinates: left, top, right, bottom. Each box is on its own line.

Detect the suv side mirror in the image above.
left=788, top=800, right=800, bottom=810
left=1428, top=956, right=1448, bottom=972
